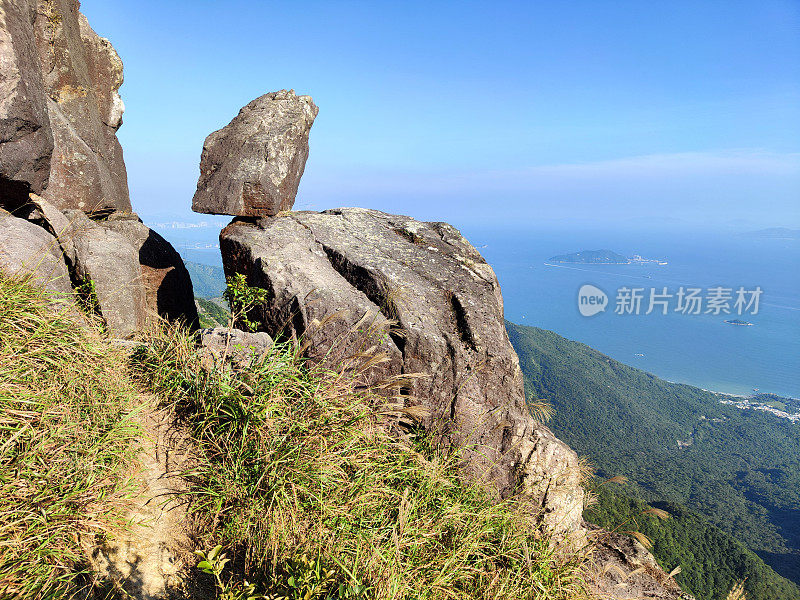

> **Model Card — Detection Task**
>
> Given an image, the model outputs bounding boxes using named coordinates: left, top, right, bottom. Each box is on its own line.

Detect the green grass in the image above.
left=0, top=273, right=589, bottom=598
left=132, top=323, right=588, bottom=600
left=0, top=274, right=139, bottom=599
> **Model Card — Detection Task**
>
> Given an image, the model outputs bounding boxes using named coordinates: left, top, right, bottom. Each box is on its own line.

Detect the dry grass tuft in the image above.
left=726, top=580, right=748, bottom=600
left=0, top=274, right=139, bottom=599
left=132, top=321, right=589, bottom=600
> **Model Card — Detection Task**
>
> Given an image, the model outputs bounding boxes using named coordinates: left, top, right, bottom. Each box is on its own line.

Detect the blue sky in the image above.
left=82, top=0, right=800, bottom=229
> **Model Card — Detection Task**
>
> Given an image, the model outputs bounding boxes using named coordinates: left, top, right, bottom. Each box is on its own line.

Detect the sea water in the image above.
left=153, top=220, right=800, bottom=399
left=461, top=225, right=800, bottom=399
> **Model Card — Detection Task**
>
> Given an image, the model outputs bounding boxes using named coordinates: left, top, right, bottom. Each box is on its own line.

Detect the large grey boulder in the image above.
left=192, top=90, right=318, bottom=217
left=0, top=0, right=54, bottom=204
left=101, top=214, right=198, bottom=328
left=61, top=210, right=145, bottom=336
left=31, top=0, right=130, bottom=213
left=0, top=207, right=71, bottom=295
left=61, top=211, right=197, bottom=337
left=19, top=192, right=77, bottom=264
left=0, top=0, right=130, bottom=214
left=220, top=208, right=585, bottom=540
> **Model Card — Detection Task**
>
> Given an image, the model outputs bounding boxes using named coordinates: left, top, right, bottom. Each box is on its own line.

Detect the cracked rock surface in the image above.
left=220, top=207, right=585, bottom=541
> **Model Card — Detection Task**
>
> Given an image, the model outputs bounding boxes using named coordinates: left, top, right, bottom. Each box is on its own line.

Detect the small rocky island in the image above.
left=547, top=249, right=667, bottom=265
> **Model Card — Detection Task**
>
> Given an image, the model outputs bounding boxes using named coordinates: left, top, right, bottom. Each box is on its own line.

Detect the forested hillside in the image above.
left=184, top=260, right=227, bottom=298
left=588, top=487, right=799, bottom=600
left=506, top=321, right=800, bottom=596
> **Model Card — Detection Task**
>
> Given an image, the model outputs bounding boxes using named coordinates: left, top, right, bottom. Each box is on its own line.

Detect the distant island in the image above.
left=725, top=319, right=753, bottom=326
left=739, top=227, right=800, bottom=240
left=547, top=249, right=667, bottom=265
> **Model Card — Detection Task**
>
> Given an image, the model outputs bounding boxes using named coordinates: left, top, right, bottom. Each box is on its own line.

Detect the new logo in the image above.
left=578, top=284, right=608, bottom=317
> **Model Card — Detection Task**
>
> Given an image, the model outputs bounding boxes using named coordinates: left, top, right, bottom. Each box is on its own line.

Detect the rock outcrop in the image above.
left=57, top=210, right=196, bottom=337
left=206, top=91, right=697, bottom=598
left=32, top=0, right=130, bottom=213
left=0, top=207, right=71, bottom=294
left=220, top=208, right=586, bottom=540
left=199, top=326, right=273, bottom=370
left=0, top=0, right=54, bottom=204
left=0, top=1, right=197, bottom=336
left=192, top=90, right=318, bottom=217
left=100, top=214, right=198, bottom=328
left=588, top=528, right=695, bottom=600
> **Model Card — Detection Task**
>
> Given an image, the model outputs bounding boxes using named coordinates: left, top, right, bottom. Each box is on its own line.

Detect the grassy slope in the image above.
left=196, top=296, right=230, bottom=328
left=0, top=274, right=591, bottom=599
left=131, top=324, right=589, bottom=599
left=506, top=321, right=800, bottom=599
left=0, top=275, right=139, bottom=599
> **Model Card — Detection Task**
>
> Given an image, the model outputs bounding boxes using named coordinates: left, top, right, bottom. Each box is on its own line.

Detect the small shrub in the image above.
left=223, top=273, right=268, bottom=332
left=75, top=274, right=101, bottom=318
left=196, top=545, right=264, bottom=600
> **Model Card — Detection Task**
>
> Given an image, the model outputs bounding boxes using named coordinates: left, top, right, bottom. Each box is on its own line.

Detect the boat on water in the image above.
left=724, top=318, right=754, bottom=326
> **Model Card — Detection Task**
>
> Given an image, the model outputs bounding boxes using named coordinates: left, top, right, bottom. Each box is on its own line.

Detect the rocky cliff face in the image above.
left=221, top=208, right=586, bottom=540
left=32, top=0, right=129, bottom=213
left=0, top=0, right=53, bottom=200
left=0, top=0, right=196, bottom=335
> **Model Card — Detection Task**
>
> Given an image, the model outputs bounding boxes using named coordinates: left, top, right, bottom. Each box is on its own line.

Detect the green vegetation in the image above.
left=0, top=274, right=139, bottom=599
left=75, top=275, right=101, bottom=318
left=195, top=545, right=264, bottom=600
left=131, top=321, right=588, bottom=599
left=185, top=260, right=227, bottom=298
left=197, top=296, right=231, bottom=328
left=588, top=486, right=800, bottom=600
left=507, top=321, right=800, bottom=597
left=223, top=272, right=269, bottom=332
left=0, top=273, right=590, bottom=598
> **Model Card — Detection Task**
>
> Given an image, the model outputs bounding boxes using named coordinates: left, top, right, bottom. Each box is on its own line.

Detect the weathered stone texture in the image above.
left=588, top=527, right=695, bottom=599
left=61, top=210, right=197, bottom=337
left=102, top=214, right=198, bottom=328
left=31, top=0, right=130, bottom=213
left=0, top=0, right=53, bottom=202
left=0, top=206, right=71, bottom=294
left=221, top=207, right=585, bottom=539
left=192, top=90, right=318, bottom=217
left=199, top=326, right=273, bottom=370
